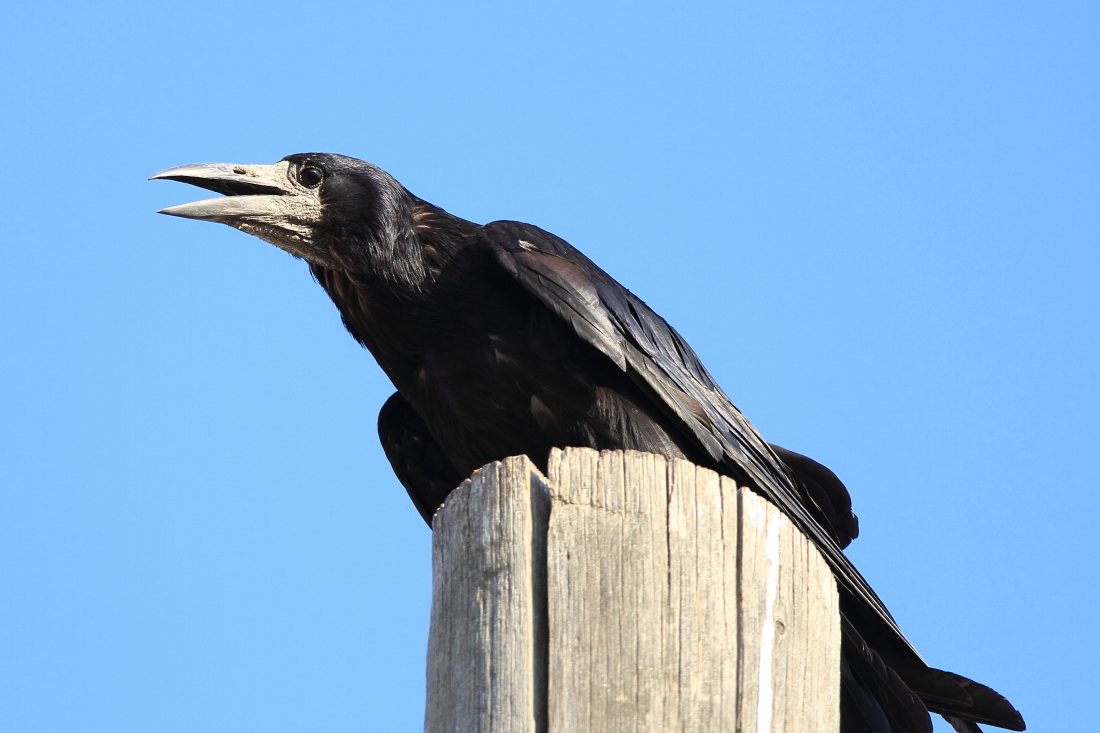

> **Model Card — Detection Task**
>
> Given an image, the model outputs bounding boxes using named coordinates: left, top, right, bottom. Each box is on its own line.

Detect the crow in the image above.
left=153, top=153, right=1024, bottom=733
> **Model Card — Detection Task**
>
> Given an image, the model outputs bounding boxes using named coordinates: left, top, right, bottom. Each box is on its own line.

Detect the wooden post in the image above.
left=424, top=448, right=840, bottom=733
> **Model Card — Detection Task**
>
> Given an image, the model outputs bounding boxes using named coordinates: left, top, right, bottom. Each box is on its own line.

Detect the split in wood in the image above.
left=425, top=448, right=840, bottom=733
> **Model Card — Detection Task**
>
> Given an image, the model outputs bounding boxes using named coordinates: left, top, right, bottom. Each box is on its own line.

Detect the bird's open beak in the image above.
left=150, top=162, right=294, bottom=222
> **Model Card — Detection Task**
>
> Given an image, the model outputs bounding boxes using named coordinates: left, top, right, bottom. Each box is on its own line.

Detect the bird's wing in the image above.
left=771, top=444, right=860, bottom=548
left=378, top=392, right=465, bottom=526
left=482, top=219, right=919, bottom=659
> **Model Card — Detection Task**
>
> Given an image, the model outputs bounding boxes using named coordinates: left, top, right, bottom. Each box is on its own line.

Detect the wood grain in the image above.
left=737, top=478, right=841, bottom=733
left=424, top=455, right=550, bottom=733
left=425, top=449, right=839, bottom=732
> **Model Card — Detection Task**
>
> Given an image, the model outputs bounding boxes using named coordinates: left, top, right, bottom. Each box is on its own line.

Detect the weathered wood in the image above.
left=735, top=469, right=842, bottom=733
left=424, top=456, right=551, bottom=733
left=546, top=448, right=678, bottom=731
left=425, top=448, right=840, bottom=733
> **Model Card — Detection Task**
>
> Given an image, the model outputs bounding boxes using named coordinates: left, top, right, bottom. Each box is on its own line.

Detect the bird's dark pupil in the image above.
left=300, top=167, right=322, bottom=187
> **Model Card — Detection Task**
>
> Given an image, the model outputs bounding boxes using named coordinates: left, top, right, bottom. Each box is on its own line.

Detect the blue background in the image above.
left=2, top=2, right=1096, bottom=731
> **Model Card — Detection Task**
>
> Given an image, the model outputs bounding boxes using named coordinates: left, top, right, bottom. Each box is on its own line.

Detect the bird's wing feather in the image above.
left=378, top=392, right=465, bottom=526
left=483, top=219, right=920, bottom=659
left=772, top=444, right=860, bottom=548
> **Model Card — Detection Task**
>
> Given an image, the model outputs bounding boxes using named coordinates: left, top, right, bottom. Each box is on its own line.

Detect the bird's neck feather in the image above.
left=309, top=200, right=480, bottom=367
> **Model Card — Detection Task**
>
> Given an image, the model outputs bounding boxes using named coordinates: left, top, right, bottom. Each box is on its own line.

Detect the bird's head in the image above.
left=152, top=153, right=415, bottom=271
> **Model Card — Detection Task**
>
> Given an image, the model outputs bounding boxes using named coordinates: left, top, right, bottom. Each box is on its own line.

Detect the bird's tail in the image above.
left=841, top=617, right=1026, bottom=733
left=920, top=670, right=1026, bottom=732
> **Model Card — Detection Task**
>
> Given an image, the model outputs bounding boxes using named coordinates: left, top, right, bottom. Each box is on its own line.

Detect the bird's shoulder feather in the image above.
left=479, top=218, right=919, bottom=658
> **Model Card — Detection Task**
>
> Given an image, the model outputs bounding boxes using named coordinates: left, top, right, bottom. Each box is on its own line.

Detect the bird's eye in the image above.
left=298, top=166, right=323, bottom=188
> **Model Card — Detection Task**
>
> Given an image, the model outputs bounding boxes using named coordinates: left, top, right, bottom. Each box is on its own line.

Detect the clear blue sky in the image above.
left=2, top=2, right=1096, bottom=731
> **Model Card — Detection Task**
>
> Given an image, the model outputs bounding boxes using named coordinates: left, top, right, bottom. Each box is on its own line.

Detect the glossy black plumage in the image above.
left=155, top=153, right=1025, bottom=733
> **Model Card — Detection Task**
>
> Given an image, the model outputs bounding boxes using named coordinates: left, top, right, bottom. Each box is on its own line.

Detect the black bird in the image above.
left=153, top=153, right=1024, bottom=733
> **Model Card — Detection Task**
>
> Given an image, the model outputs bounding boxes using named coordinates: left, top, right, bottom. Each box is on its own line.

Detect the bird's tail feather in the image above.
left=844, top=611, right=1025, bottom=726
left=842, top=656, right=893, bottom=733
left=842, top=618, right=933, bottom=733
left=943, top=715, right=984, bottom=733
left=921, top=671, right=1026, bottom=731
